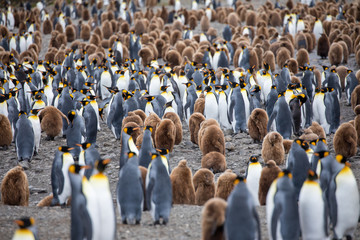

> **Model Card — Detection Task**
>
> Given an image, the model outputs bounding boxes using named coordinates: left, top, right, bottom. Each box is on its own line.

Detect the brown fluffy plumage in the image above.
left=354, top=106, right=360, bottom=146
left=261, top=131, right=285, bottom=165
left=80, top=23, right=91, bottom=41
left=201, top=151, right=226, bottom=173
left=199, top=125, right=225, bottom=156
left=215, top=169, right=237, bottom=200
left=276, top=47, right=291, bottom=69
left=122, top=122, right=141, bottom=145
left=333, top=123, right=358, bottom=158
left=300, top=129, right=318, bottom=142
left=282, top=139, right=293, bottom=154
left=245, top=10, right=257, bottom=26
left=65, top=25, right=76, bottom=43
left=132, top=109, right=147, bottom=123
left=258, top=160, right=281, bottom=205
left=165, top=49, right=182, bottom=67
left=296, top=48, right=309, bottom=67
left=170, top=160, right=196, bottom=205
left=329, top=42, right=343, bottom=66
left=39, top=106, right=69, bottom=140
left=200, top=15, right=210, bottom=32
left=308, top=121, right=326, bottom=139
left=122, top=113, right=143, bottom=130
left=189, top=112, right=205, bottom=145
left=336, top=66, right=348, bottom=90
left=286, top=58, right=298, bottom=74
left=198, top=119, right=220, bottom=147
left=43, top=18, right=53, bottom=35
left=1, top=166, right=29, bottom=206
left=144, top=113, right=161, bottom=146
left=154, top=119, right=176, bottom=152
left=201, top=198, right=227, bottom=240
left=351, top=85, right=360, bottom=110
left=102, top=20, right=113, bottom=39
left=248, top=108, right=268, bottom=142
left=0, top=114, right=12, bottom=148
left=317, top=33, right=330, bottom=59
left=163, top=112, right=182, bottom=145
left=138, top=47, right=154, bottom=67
left=193, top=168, right=215, bottom=206
left=263, top=50, right=276, bottom=72
left=194, top=94, right=205, bottom=114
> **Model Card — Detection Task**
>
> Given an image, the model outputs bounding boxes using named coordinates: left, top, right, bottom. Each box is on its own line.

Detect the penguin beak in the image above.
left=14, top=220, right=24, bottom=226
left=75, top=144, right=82, bottom=147
left=132, top=127, right=139, bottom=131
left=103, top=159, right=111, bottom=165
left=81, top=165, right=91, bottom=170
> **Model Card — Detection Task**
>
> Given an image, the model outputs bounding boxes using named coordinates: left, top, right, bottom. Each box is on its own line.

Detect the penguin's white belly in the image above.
left=204, top=94, right=218, bottom=121
left=299, top=183, right=327, bottom=240
left=59, top=156, right=74, bottom=204
left=262, top=79, right=272, bottom=104
left=44, top=87, right=54, bottom=106
left=334, top=170, right=360, bottom=237
left=0, top=102, right=8, bottom=117
left=241, top=90, right=250, bottom=122
left=100, top=75, right=112, bottom=99
left=149, top=79, right=161, bottom=96
left=29, top=118, right=41, bottom=152
left=218, top=95, right=231, bottom=129
left=313, top=23, right=323, bottom=40
left=83, top=181, right=101, bottom=240
left=266, top=181, right=277, bottom=240
left=314, top=95, right=330, bottom=134
left=116, top=77, right=128, bottom=91
left=12, top=230, right=35, bottom=240
left=145, top=103, right=155, bottom=116
left=246, top=167, right=262, bottom=206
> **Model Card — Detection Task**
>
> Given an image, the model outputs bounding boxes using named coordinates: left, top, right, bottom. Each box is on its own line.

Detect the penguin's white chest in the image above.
left=241, top=89, right=250, bottom=122
left=218, top=93, right=231, bottom=129
left=204, top=93, right=218, bottom=121
left=59, top=153, right=74, bottom=204
left=246, top=164, right=262, bottom=206
left=149, top=76, right=161, bottom=96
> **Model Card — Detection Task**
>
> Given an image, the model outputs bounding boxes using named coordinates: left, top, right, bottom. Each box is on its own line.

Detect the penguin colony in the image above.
left=0, top=0, right=360, bottom=239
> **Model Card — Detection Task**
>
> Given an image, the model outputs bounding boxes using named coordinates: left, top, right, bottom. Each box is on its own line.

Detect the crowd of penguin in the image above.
left=1, top=0, right=360, bottom=239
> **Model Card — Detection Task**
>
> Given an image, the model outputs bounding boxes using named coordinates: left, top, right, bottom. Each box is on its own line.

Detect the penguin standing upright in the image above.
left=51, top=146, right=74, bottom=206
left=229, top=83, right=247, bottom=133
left=345, top=69, right=358, bottom=105
left=224, top=176, right=261, bottom=240
left=15, top=111, right=35, bottom=169
left=120, top=127, right=139, bottom=168
left=203, top=86, right=219, bottom=121
left=12, top=217, right=38, bottom=240
left=216, top=85, right=232, bottom=130
left=266, top=170, right=300, bottom=240
left=81, top=99, right=98, bottom=145
left=138, top=126, right=155, bottom=168
left=90, top=159, right=116, bottom=239
left=28, top=109, right=41, bottom=156
left=146, top=152, right=172, bottom=225
left=65, top=110, right=85, bottom=156
left=312, top=88, right=331, bottom=134
left=117, top=152, right=144, bottom=224
left=77, top=142, right=100, bottom=179
left=68, top=164, right=93, bottom=240
left=245, top=155, right=262, bottom=206
left=299, top=170, right=328, bottom=240
left=267, top=92, right=293, bottom=139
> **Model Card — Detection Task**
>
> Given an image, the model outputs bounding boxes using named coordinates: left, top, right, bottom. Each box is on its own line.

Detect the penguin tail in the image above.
left=126, top=217, right=136, bottom=225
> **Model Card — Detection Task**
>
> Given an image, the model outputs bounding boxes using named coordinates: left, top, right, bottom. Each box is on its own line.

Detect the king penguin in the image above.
left=12, top=217, right=38, bottom=240
left=224, top=176, right=261, bottom=240
left=76, top=142, right=100, bottom=179
left=28, top=109, right=41, bottom=156
left=15, top=111, right=35, bottom=169
left=117, top=152, right=144, bottom=224
left=245, top=155, right=262, bottom=206
left=217, top=84, right=232, bottom=130
left=120, top=126, right=139, bottom=168
left=203, top=86, right=219, bottom=122
left=146, top=152, right=172, bottom=225
left=139, top=126, right=155, bottom=168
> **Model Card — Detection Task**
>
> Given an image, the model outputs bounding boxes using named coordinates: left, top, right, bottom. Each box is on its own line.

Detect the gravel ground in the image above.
left=1, top=0, right=360, bottom=239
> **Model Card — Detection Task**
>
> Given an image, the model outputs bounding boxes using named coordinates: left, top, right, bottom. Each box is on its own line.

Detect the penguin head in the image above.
left=249, top=155, right=259, bottom=163
left=18, top=111, right=27, bottom=117
left=58, top=146, right=74, bottom=153
left=156, top=148, right=169, bottom=156
left=67, top=111, right=76, bottom=123
left=204, top=86, right=212, bottom=93
left=271, top=85, right=276, bottom=90
left=95, top=159, right=110, bottom=173
left=144, top=95, right=155, bottom=102
left=145, top=126, right=153, bottom=132
left=294, top=138, right=305, bottom=146
left=122, top=90, right=132, bottom=100
left=151, top=152, right=160, bottom=160
left=322, top=65, right=329, bottom=71
left=251, top=85, right=261, bottom=93
left=233, top=175, right=246, bottom=185
left=123, top=126, right=139, bottom=135
left=76, top=142, right=92, bottom=150
left=165, top=101, right=173, bottom=108
left=30, top=109, right=41, bottom=116
left=229, top=81, right=239, bottom=89
left=68, top=163, right=85, bottom=174
left=313, top=150, right=329, bottom=159
left=160, top=85, right=170, bottom=92
left=336, top=154, right=350, bottom=166
left=306, top=170, right=318, bottom=181
left=278, top=91, right=285, bottom=97
left=80, top=99, right=89, bottom=106
left=239, top=81, right=247, bottom=89
left=278, top=169, right=292, bottom=179
left=347, top=69, right=353, bottom=74
left=14, top=217, right=35, bottom=229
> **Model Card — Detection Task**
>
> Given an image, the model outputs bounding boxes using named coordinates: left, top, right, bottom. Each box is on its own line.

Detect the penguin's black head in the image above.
left=144, top=95, right=155, bottom=102
left=336, top=154, right=349, bottom=165
left=30, top=109, right=41, bottom=115
left=271, top=85, right=276, bottom=90
left=278, top=91, right=285, bottom=97
left=18, top=111, right=27, bottom=116
left=279, top=169, right=292, bottom=179
left=15, top=217, right=35, bottom=229
left=145, top=126, right=153, bottom=132
left=58, top=146, right=74, bottom=153
left=322, top=65, right=329, bottom=71
left=314, top=150, right=329, bottom=159
left=160, top=85, right=169, bottom=92
left=76, top=142, right=91, bottom=150
left=307, top=170, right=318, bottom=181
left=204, top=86, right=212, bottom=92
left=239, top=81, right=247, bottom=88
left=80, top=99, right=89, bottom=106
left=294, top=138, right=304, bottom=146
left=68, top=111, right=76, bottom=123
left=123, top=127, right=139, bottom=135
left=156, top=148, right=169, bottom=155
left=95, top=159, right=110, bottom=173
left=234, top=175, right=246, bottom=185
left=251, top=85, right=261, bottom=93
left=249, top=155, right=259, bottom=163
left=68, top=163, right=82, bottom=174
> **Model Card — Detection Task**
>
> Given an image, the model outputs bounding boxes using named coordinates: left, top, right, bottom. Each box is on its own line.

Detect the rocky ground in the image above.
left=1, top=0, right=360, bottom=239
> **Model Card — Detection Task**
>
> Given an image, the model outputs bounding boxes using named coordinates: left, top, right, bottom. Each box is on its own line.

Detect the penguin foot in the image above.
left=45, top=136, right=55, bottom=141
left=346, top=236, right=353, bottom=240
left=136, top=220, right=140, bottom=225
left=18, top=160, right=30, bottom=170
left=154, top=220, right=160, bottom=225
left=1, top=145, right=8, bottom=150
left=122, top=220, right=127, bottom=224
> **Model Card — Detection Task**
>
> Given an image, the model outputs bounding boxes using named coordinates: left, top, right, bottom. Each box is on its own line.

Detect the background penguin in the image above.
left=329, top=42, right=343, bottom=66
left=68, top=163, right=93, bottom=240
left=144, top=113, right=161, bottom=145
left=81, top=99, right=98, bottom=145
left=215, top=169, right=237, bottom=201
left=345, top=69, right=358, bottom=106
left=77, top=142, right=100, bottom=179
left=224, top=176, right=261, bottom=240
left=201, top=197, right=227, bottom=240
left=355, top=105, right=360, bottom=146
left=328, top=155, right=360, bottom=240
left=199, top=124, right=225, bottom=156
left=203, top=86, right=219, bottom=122
left=266, top=170, right=300, bottom=240
left=120, top=126, right=139, bottom=169
left=333, top=122, right=357, bottom=158
left=12, top=217, right=38, bottom=240
left=298, top=170, right=328, bottom=240
left=0, top=113, right=12, bottom=149
left=193, top=168, right=215, bottom=206
left=15, top=111, right=35, bottom=169
left=229, top=82, right=248, bottom=133
left=245, top=155, right=262, bottom=206
left=248, top=108, right=268, bottom=143
left=146, top=152, right=172, bottom=225
left=170, top=159, right=195, bottom=205
left=65, top=110, right=85, bottom=156
left=1, top=166, right=29, bottom=206
left=201, top=151, right=226, bottom=174
left=351, top=85, right=360, bottom=110
left=51, top=146, right=74, bottom=206
left=39, top=106, right=69, bottom=140
left=139, top=126, right=155, bottom=168
left=117, top=152, right=143, bottom=225
left=163, top=111, right=182, bottom=145
left=267, top=92, right=293, bottom=139
left=154, top=119, right=176, bottom=152
left=28, top=109, right=41, bottom=156
left=261, top=131, right=285, bottom=165
left=258, top=160, right=281, bottom=205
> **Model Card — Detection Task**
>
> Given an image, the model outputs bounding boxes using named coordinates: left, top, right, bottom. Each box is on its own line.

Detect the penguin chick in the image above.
left=189, top=112, right=205, bottom=145
left=198, top=119, right=221, bottom=150
left=144, top=112, right=161, bottom=145
left=299, top=128, right=319, bottom=142
left=122, top=114, right=143, bottom=130
left=155, top=119, right=176, bottom=152
left=215, top=169, right=237, bottom=200
left=354, top=105, right=360, bottom=146
left=163, top=112, right=182, bottom=145
left=193, top=168, right=215, bottom=206
left=258, top=160, right=281, bottom=205
left=199, top=125, right=225, bottom=156
left=39, top=106, right=69, bottom=140
left=201, top=151, right=226, bottom=173
left=261, top=131, right=285, bottom=165
left=296, top=48, right=309, bottom=67
left=329, top=42, right=343, bottom=66
left=308, top=121, right=326, bottom=139
left=170, top=159, right=195, bottom=205
left=248, top=108, right=268, bottom=143
left=201, top=197, right=227, bottom=240
left=200, top=15, right=210, bottom=32
left=333, top=123, right=358, bottom=158
left=165, top=49, right=182, bottom=67
left=132, top=109, right=147, bottom=123
left=282, top=139, right=293, bottom=154
left=351, top=85, right=360, bottom=110
left=1, top=166, right=29, bottom=206
left=194, top=94, right=205, bottom=114
left=0, top=113, right=12, bottom=149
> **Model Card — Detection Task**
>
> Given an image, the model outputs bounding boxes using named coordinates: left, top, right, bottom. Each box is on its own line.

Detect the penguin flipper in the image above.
left=328, top=178, right=338, bottom=228
left=253, top=207, right=261, bottom=240
left=79, top=199, right=93, bottom=240
left=229, top=99, right=234, bottom=122
left=271, top=202, right=282, bottom=240
left=146, top=177, right=155, bottom=211
left=267, top=107, right=278, bottom=132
